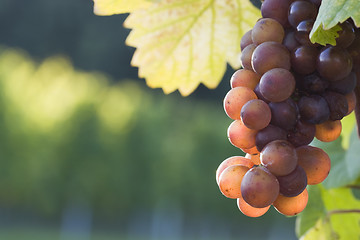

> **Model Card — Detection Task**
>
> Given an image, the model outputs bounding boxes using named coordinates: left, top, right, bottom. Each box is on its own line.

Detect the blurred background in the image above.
left=0, top=0, right=297, bottom=239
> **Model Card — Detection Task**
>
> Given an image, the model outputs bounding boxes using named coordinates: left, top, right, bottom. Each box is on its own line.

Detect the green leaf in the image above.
left=124, top=0, right=260, bottom=96
left=320, top=125, right=360, bottom=189
left=93, top=0, right=152, bottom=15
left=296, top=185, right=326, bottom=237
left=310, top=0, right=360, bottom=45
left=298, top=186, right=360, bottom=240
left=299, top=218, right=334, bottom=240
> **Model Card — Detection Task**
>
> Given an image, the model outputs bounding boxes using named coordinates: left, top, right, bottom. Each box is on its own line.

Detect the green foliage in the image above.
left=310, top=0, right=360, bottom=45
left=94, top=0, right=260, bottom=96
left=297, top=185, right=360, bottom=240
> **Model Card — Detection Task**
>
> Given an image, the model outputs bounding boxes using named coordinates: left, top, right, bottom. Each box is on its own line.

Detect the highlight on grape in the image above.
left=216, top=0, right=359, bottom=217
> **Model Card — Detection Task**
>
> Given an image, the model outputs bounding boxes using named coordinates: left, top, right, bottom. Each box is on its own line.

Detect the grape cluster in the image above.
left=217, top=0, right=360, bottom=218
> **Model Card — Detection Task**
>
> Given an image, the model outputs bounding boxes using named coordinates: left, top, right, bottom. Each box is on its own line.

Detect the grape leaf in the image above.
left=310, top=0, right=360, bottom=46
left=296, top=185, right=325, bottom=238
left=124, top=0, right=260, bottom=96
left=93, top=0, right=152, bottom=16
left=319, top=125, right=360, bottom=189
left=297, top=185, right=360, bottom=240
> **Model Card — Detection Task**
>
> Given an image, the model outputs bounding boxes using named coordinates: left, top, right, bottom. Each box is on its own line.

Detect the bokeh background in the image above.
left=0, top=0, right=297, bottom=239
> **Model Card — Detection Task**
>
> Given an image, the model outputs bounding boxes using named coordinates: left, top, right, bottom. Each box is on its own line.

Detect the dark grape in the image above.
left=283, top=30, right=300, bottom=51
left=322, top=91, right=348, bottom=120
left=260, top=140, right=298, bottom=176
left=241, top=166, right=280, bottom=208
left=298, top=95, right=330, bottom=124
left=269, top=99, right=298, bottom=130
left=254, top=84, right=270, bottom=103
left=252, top=42, right=291, bottom=75
left=252, top=18, right=285, bottom=45
left=295, top=20, right=317, bottom=46
left=241, top=29, right=253, bottom=51
left=255, top=124, right=288, bottom=151
left=261, top=0, right=294, bottom=26
left=336, top=20, right=355, bottom=48
left=316, top=46, right=353, bottom=81
left=328, top=72, right=357, bottom=95
left=291, top=45, right=318, bottom=75
left=259, top=68, right=296, bottom=102
left=277, top=165, right=307, bottom=197
left=347, top=31, right=360, bottom=72
left=296, top=73, right=329, bottom=93
left=241, top=99, right=272, bottom=130
left=241, top=44, right=257, bottom=70
left=288, top=1, right=317, bottom=28
left=287, top=120, right=316, bottom=147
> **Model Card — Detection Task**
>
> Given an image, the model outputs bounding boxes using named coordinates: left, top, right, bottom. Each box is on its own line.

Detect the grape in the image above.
left=228, top=120, right=258, bottom=149
left=322, top=91, right=348, bottom=120
left=254, top=84, right=270, bottom=103
left=283, top=30, right=300, bottom=51
left=241, top=29, right=253, bottom=51
left=273, top=188, right=308, bottom=216
left=295, top=20, right=317, bottom=46
left=259, top=68, right=296, bottom=102
left=345, top=91, right=357, bottom=115
left=309, top=0, right=321, bottom=6
left=347, top=30, right=360, bottom=72
left=255, top=124, right=287, bottom=151
left=230, top=69, right=261, bottom=90
left=287, top=120, right=316, bottom=147
left=260, top=140, right=298, bottom=176
left=237, top=196, right=270, bottom=218
left=245, top=153, right=261, bottom=165
left=218, top=165, right=250, bottom=199
left=277, top=165, right=307, bottom=197
left=260, top=0, right=294, bottom=26
left=290, top=45, right=318, bottom=75
left=315, top=120, right=342, bottom=142
left=252, top=42, right=291, bottom=75
left=241, top=166, right=280, bottom=208
left=251, top=18, right=285, bottom=45
left=288, top=1, right=317, bottom=28
left=216, top=156, right=254, bottom=185
left=241, top=44, right=257, bottom=70
left=296, top=145, right=331, bottom=185
left=241, top=99, right=271, bottom=130
left=336, top=20, right=355, bottom=48
left=242, top=146, right=260, bottom=155
left=296, top=73, right=329, bottom=94
left=328, top=72, right=357, bottom=95
left=298, top=95, right=330, bottom=124
left=269, top=99, right=298, bottom=131
left=223, top=87, right=258, bottom=120
left=316, top=46, right=353, bottom=81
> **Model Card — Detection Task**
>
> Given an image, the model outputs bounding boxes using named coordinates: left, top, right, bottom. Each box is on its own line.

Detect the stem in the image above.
left=345, top=185, right=360, bottom=189
left=327, top=209, right=360, bottom=216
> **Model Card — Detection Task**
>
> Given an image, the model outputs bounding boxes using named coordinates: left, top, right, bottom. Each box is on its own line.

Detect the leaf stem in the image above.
left=327, top=209, right=360, bottom=217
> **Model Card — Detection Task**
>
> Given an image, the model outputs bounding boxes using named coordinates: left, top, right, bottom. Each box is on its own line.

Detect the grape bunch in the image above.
left=216, top=0, right=360, bottom=218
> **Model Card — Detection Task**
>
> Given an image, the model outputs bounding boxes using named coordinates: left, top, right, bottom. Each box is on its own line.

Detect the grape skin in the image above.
left=296, top=146, right=331, bottom=185
left=259, top=68, right=296, bottom=102
left=252, top=42, right=291, bottom=75
left=241, top=99, right=271, bottom=130
left=230, top=69, right=261, bottom=90
left=260, top=140, right=298, bottom=176
left=241, top=166, right=280, bottom=208
left=219, top=165, right=250, bottom=199
left=315, top=120, right=342, bottom=142
left=223, top=87, right=257, bottom=120
left=273, top=188, right=308, bottom=216
left=251, top=18, right=285, bottom=45
left=227, top=120, right=258, bottom=149
left=237, top=196, right=270, bottom=218
left=216, top=156, right=254, bottom=185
